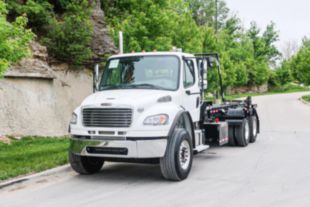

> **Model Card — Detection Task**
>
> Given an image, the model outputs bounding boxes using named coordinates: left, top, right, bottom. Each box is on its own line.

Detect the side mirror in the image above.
left=198, top=59, right=208, bottom=91
left=207, top=57, right=219, bottom=68
left=94, top=64, right=100, bottom=92
left=199, top=59, right=208, bottom=72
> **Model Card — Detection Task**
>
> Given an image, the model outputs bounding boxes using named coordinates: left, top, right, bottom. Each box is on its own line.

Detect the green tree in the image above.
left=246, top=22, right=280, bottom=85
left=185, top=0, right=229, bottom=28
left=274, top=60, right=293, bottom=85
left=43, top=1, right=93, bottom=66
left=106, top=0, right=203, bottom=53
left=290, top=38, right=310, bottom=85
left=0, top=0, right=34, bottom=77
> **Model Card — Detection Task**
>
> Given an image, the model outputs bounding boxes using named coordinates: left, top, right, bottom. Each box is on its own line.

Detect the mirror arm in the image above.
left=216, top=64, right=225, bottom=102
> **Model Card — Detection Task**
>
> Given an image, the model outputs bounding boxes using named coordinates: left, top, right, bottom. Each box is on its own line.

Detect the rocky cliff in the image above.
left=90, top=0, right=118, bottom=59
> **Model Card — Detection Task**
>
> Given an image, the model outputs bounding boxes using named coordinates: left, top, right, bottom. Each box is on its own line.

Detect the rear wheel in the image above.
left=249, top=115, right=258, bottom=143
left=228, top=126, right=236, bottom=146
left=69, top=152, right=104, bottom=174
left=235, top=118, right=250, bottom=147
left=160, top=128, right=193, bottom=181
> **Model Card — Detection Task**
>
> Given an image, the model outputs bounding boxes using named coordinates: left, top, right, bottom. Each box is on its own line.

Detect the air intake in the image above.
left=82, top=108, right=133, bottom=128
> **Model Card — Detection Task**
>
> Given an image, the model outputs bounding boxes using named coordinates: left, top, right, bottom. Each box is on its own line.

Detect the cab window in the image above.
left=183, top=59, right=195, bottom=88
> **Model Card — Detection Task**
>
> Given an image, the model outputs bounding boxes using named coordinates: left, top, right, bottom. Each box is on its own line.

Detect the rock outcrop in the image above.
left=5, top=41, right=54, bottom=79
left=90, top=0, right=118, bottom=59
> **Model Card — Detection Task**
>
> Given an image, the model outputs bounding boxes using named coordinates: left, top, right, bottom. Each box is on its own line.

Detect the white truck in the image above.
left=68, top=52, right=260, bottom=181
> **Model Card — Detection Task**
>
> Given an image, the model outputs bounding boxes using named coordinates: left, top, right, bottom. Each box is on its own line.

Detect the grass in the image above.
left=0, top=136, right=69, bottom=181
left=225, top=84, right=310, bottom=100
left=302, top=95, right=310, bottom=103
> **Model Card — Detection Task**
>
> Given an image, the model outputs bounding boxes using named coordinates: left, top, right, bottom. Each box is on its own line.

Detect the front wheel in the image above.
left=160, top=128, right=193, bottom=181
left=69, top=152, right=104, bottom=174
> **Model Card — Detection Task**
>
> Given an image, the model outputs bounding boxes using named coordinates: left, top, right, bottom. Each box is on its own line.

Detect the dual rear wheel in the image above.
left=229, top=115, right=258, bottom=147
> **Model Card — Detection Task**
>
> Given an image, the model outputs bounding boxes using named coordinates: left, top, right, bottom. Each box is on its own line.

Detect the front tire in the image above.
left=160, top=128, right=193, bottom=181
left=69, top=152, right=104, bottom=174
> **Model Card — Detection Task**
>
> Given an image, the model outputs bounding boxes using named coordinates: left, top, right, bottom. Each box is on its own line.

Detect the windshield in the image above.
left=99, top=56, right=180, bottom=91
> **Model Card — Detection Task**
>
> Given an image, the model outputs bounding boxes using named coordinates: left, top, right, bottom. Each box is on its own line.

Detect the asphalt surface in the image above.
left=1, top=92, right=310, bottom=207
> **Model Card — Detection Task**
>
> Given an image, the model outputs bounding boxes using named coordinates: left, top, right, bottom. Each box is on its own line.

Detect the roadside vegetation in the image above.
left=0, top=136, right=69, bottom=181
left=1, top=0, right=309, bottom=93
left=302, top=95, right=310, bottom=103
left=0, top=0, right=34, bottom=77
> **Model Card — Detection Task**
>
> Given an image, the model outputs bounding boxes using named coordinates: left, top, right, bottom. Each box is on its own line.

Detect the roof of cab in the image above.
left=109, top=51, right=194, bottom=59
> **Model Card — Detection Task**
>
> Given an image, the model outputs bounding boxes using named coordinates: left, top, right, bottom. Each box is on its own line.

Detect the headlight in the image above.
left=70, top=113, right=78, bottom=124
left=143, top=114, right=169, bottom=126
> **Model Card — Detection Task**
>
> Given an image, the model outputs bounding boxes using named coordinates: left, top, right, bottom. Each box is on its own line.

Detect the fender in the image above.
left=253, top=108, right=260, bottom=133
left=168, top=111, right=196, bottom=148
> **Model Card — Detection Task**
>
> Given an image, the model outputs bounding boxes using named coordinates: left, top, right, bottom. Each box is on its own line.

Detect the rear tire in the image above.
left=69, top=152, right=104, bottom=174
left=160, top=128, right=193, bottom=181
left=228, top=126, right=236, bottom=146
left=249, top=115, right=258, bottom=143
left=235, top=118, right=250, bottom=147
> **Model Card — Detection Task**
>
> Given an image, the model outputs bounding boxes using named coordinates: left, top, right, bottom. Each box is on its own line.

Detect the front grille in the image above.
left=82, top=108, right=133, bottom=128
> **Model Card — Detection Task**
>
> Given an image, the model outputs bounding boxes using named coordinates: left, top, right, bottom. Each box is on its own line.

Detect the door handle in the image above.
left=186, top=90, right=200, bottom=95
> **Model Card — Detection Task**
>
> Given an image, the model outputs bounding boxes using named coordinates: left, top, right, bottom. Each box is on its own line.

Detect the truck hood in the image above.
left=81, top=89, right=174, bottom=108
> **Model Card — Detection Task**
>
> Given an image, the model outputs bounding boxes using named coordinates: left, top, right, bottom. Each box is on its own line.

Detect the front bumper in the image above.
left=69, top=137, right=168, bottom=158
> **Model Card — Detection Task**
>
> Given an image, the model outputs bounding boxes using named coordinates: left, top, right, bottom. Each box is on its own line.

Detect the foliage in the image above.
left=4, top=0, right=285, bottom=88
left=6, top=0, right=53, bottom=33
left=0, top=136, right=69, bottom=181
left=276, top=38, right=310, bottom=86
left=185, top=0, right=229, bottom=28
left=6, top=0, right=93, bottom=66
left=302, top=95, right=310, bottom=103
left=102, top=0, right=281, bottom=92
left=274, top=60, right=293, bottom=86
left=0, top=0, right=34, bottom=77
left=43, top=1, right=93, bottom=66
left=103, top=0, right=203, bottom=53
left=289, top=38, right=310, bottom=85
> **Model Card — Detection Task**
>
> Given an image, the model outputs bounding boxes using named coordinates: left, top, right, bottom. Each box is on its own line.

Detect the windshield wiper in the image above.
left=128, top=83, right=167, bottom=90
left=99, top=85, right=127, bottom=90
left=100, top=84, right=167, bottom=90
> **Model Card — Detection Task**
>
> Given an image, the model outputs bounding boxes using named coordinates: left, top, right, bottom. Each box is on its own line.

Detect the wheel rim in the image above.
left=252, top=116, right=257, bottom=136
left=245, top=120, right=250, bottom=142
left=179, top=140, right=191, bottom=170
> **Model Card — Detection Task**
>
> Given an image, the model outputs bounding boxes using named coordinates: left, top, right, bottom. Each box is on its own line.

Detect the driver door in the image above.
left=181, top=58, right=201, bottom=122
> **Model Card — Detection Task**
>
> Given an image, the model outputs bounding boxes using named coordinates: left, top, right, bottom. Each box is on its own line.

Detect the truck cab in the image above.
left=69, top=52, right=260, bottom=181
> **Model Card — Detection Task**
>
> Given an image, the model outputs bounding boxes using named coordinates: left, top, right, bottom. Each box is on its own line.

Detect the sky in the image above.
left=225, top=0, right=310, bottom=49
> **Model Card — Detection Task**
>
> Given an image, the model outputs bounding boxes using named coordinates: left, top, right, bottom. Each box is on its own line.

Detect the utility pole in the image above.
left=119, top=31, right=123, bottom=54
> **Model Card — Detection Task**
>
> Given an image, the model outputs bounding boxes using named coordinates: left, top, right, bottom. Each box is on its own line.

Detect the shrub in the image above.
left=0, top=1, right=34, bottom=77
left=43, top=1, right=93, bottom=66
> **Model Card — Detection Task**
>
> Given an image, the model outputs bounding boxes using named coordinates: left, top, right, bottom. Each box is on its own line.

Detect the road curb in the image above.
left=0, top=164, right=70, bottom=189
left=299, top=97, right=310, bottom=106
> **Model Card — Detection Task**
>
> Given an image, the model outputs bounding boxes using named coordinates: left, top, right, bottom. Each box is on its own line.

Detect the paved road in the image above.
left=1, top=92, right=310, bottom=207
